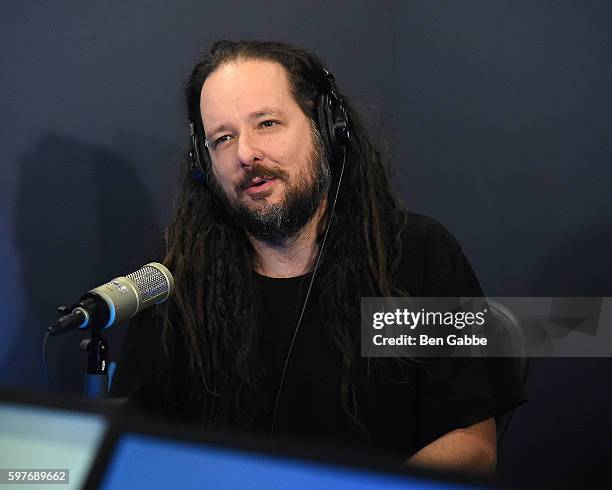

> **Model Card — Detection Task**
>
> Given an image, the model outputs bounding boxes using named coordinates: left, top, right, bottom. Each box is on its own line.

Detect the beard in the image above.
left=209, top=130, right=331, bottom=246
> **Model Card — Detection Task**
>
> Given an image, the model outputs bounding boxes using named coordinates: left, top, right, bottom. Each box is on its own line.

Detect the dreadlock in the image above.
left=159, top=40, right=410, bottom=431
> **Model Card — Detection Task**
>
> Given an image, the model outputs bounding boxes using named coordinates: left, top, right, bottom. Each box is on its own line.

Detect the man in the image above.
left=111, top=40, right=525, bottom=475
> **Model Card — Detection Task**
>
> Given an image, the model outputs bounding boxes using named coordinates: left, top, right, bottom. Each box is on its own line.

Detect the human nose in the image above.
left=235, top=129, right=263, bottom=167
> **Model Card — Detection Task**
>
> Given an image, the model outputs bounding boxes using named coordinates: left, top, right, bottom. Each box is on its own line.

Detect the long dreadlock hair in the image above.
left=159, top=40, right=410, bottom=431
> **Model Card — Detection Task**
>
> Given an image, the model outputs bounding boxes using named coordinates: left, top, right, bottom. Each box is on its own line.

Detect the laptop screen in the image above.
left=0, top=401, right=107, bottom=489
left=98, top=433, right=484, bottom=490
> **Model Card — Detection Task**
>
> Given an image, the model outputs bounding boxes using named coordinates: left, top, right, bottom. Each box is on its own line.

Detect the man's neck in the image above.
left=249, top=203, right=326, bottom=278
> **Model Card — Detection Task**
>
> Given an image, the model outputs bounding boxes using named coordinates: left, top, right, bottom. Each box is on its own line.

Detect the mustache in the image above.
left=236, top=165, right=289, bottom=192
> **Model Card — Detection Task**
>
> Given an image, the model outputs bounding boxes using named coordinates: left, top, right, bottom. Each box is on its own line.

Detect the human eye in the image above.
left=259, top=120, right=280, bottom=129
left=208, top=134, right=234, bottom=150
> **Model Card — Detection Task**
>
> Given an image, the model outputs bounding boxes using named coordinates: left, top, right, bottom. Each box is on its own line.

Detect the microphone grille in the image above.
left=125, top=264, right=170, bottom=302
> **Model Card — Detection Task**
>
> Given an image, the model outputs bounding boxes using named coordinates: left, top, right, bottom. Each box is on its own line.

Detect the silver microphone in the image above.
left=48, top=262, right=174, bottom=335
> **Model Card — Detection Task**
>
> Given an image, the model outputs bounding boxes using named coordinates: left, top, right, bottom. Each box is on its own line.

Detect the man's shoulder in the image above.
left=399, top=212, right=481, bottom=296
left=403, top=212, right=447, bottom=233
left=402, top=212, right=463, bottom=253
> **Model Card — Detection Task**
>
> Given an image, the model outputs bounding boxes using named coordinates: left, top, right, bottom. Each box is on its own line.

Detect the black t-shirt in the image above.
left=110, top=212, right=526, bottom=460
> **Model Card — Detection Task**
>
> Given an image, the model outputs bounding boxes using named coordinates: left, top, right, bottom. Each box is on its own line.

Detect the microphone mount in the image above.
left=46, top=304, right=109, bottom=397
left=47, top=294, right=112, bottom=337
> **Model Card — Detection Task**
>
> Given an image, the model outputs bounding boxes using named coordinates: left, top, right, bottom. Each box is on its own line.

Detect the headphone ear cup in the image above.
left=317, top=93, right=334, bottom=161
left=332, top=110, right=350, bottom=148
left=189, top=156, right=205, bottom=185
left=317, top=90, right=350, bottom=166
left=201, top=148, right=217, bottom=189
left=188, top=121, right=212, bottom=187
left=189, top=159, right=205, bottom=184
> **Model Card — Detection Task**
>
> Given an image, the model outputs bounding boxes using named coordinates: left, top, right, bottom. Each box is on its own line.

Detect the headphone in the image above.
left=188, top=65, right=351, bottom=184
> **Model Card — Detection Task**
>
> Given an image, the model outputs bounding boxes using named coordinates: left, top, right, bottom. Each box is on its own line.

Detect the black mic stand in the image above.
left=53, top=305, right=109, bottom=398
left=80, top=327, right=109, bottom=398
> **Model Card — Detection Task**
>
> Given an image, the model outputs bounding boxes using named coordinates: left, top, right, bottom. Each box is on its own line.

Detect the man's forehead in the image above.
left=200, top=60, right=295, bottom=130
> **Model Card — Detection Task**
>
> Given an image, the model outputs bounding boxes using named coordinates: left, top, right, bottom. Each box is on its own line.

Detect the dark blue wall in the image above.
left=2, top=1, right=610, bottom=487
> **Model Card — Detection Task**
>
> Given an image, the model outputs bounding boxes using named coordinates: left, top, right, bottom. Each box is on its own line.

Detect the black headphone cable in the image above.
left=268, top=148, right=346, bottom=437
